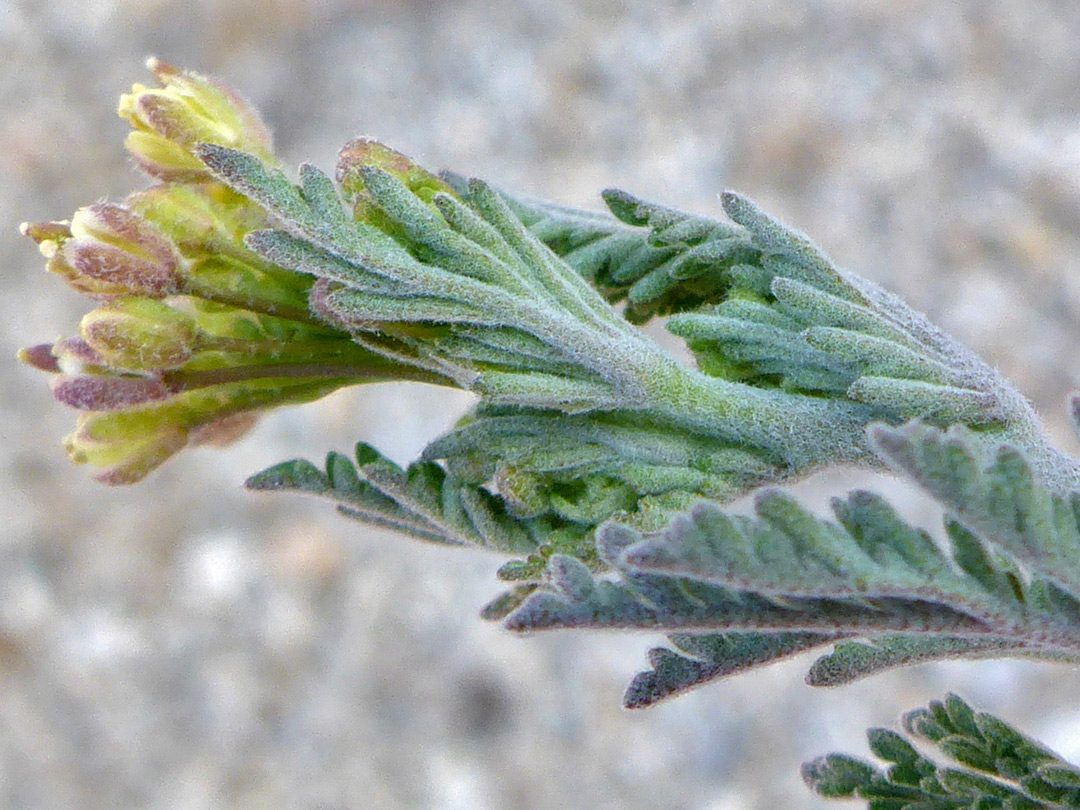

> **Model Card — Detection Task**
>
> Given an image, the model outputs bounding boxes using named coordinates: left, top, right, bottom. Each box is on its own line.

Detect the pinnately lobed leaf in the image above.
left=807, top=695, right=1080, bottom=810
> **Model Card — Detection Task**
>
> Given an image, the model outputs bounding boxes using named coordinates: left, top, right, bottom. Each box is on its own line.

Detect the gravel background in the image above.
left=6, top=2, right=1080, bottom=808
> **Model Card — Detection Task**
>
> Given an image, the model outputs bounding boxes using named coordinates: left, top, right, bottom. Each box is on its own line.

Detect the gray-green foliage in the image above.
left=519, top=185, right=1067, bottom=466
left=805, top=694, right=1080, bottom=810
left=506, top=187, right=750, bottom=323
left=34, top=62, right=1080, bottom=810
left=500, top=422, right=1080, bottom=705
left=193, top=140, right=1080, bottom=711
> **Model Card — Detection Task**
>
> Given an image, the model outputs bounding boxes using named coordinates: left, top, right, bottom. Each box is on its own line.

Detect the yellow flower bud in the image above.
left=65, top=410, right=188, bottom=485
left=119, top=57, right=276, bottom=180
left=81, top=298, right=199, bottom=371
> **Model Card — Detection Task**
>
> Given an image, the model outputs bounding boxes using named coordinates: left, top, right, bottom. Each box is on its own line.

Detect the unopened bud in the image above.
left=24, top=219, right=130, bottom=296
left=65, top=410, right=188, bottom=485
left=81, top=298, right=198, bottom=371
left=63, top=203, right=183, bottom=297
left=119, top=58, right=275, bottom=180
left=127, top=181, right=269, bottom=259
left=51, top=375, right=171, bottom=411
left=336, top=138, right=454, bottom=206
left=20, top=220, right=70, bottom=244
left=45, top=336, right=108, bottom=374
left=24, top=204, right=185, bottom=298
left=17, top=343, right=62, bottom=374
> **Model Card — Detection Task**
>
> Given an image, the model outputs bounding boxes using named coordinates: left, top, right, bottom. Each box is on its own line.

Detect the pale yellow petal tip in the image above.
left=144, top=56, right=180, bottom=79
left=18, top=222, right=29, bottom=236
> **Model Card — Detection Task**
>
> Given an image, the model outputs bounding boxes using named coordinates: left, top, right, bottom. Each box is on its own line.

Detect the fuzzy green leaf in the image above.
left=247, top=443, right=537, bottom=553
left=805, top=636, right=1038, bottom=687
left=603, top=492, right=1080, bottom=659
left=498, top=467, right=1080, bottom=693
left=623, top=630, right=841, bottom=708
left=871, top=422, right=1080, bottom=598
left=507, top=187, right=751, bottom=323
left=809, top=695, right=1080, bottom=810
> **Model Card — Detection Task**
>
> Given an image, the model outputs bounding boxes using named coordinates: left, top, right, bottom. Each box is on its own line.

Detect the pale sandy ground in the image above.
left=6, top=2, right=1080, bottom=809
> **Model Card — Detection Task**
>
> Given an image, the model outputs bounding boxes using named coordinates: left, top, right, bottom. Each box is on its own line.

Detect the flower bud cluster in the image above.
left=20, top=62, right=418, bottom=483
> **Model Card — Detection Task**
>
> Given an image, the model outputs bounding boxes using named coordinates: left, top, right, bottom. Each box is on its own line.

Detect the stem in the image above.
left=163, top=355, right=450, bottom=391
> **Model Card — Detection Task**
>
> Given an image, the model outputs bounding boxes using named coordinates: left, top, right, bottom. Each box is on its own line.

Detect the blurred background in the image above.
left=6, top=1, right=1080, bottom=808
